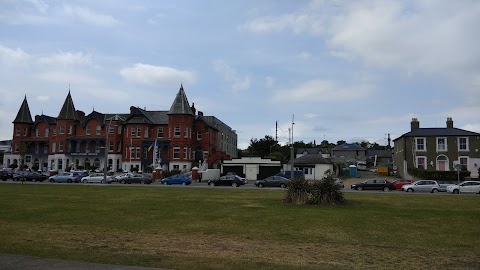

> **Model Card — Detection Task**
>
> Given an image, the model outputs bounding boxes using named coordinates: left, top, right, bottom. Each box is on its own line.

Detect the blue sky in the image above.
left=1, top=0, right=479, bottom=149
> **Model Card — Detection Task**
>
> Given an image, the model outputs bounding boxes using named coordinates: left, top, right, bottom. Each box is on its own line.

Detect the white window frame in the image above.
left=157, top=127, right=163, bottom=138
left=416, top=156, right=427, bottom=169
left=86, top=126, right=91, bottom=135
left=458, top=137, right=469, bottom=151
left=68, top=125, right=73, bottom=135
left=173, top=146, right=180, bottom=159
left=459, top=156, right=469, bottom=170
left=96, top=126, right=101, bottom=135
left=184, top=146, right=187, bottom=159
left=59, top=125, right=65, bottom=135
left=144, top=127, right=149, bottom=138
left=35, top=128, right=39, bottom=137
left=136, top=127, right=141, bottom=138
left=436, top=137, right=447, bottom=152
left=52, top=142, right=56, bottom=153
left=197, top=131, right=202, bottom=140
left=45, top=128, right=49, bottom=137
left=415, top=137, right=426, bottom=151
left=174, top=127, right=180, bottom=137
left=15, top=128, right=20, bottom=136
left=184, top=127, right=188, bottom=138
left=59, top=141, right=64, bottom=152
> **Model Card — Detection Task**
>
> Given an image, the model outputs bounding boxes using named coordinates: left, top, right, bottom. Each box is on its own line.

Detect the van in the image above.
left=356, top=162, right=367, bottom=171
left=276, top=170, right=305, bottom=180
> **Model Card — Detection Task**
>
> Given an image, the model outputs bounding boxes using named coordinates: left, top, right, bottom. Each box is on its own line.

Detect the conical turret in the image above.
left=13, top=95, right=33, bottom=124
left=167, top=84, right=193, bottom=115
left=57, top=91, right=78, bottom=120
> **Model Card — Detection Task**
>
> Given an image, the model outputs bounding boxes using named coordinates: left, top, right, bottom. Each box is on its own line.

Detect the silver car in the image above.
left=446, top=181, right=480, bottom=194
left=401, top=180, right=439, bottom=192
left=81, top=173, right=111, bottom=184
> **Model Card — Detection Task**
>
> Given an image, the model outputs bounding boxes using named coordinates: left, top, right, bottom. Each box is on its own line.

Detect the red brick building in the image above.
left=4, top=85, right=237, bottom=172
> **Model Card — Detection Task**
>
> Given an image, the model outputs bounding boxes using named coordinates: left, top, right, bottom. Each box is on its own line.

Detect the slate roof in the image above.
left=57, top=91, right=78, bottom=120
left=126, top=107, right=169, bottom=125
left=13, top=96, right=33, bottom=124
left=167, top=85, right=193, bottom=115
left=32, top=114, right=57, bottom=129
left=332, top=143, right=365, bottom=151
left=365, top=149, right=393, bottom=158
left=293, top=154, right=332, bottom=165
left=296, top=147, right=329, bottom=155
left=80, top=111, right=105, bottom=127
left=394, top=128, right=480, bottom=141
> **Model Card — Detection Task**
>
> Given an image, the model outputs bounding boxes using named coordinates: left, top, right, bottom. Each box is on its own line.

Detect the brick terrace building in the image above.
left=3, top=85, right=237, bottom=173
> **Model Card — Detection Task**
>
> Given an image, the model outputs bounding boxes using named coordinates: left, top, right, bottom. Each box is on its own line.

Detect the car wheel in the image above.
left=232, top=182, right=238, bottom=187
left=432, top=188, right=439, bottom=193
left=120, top=180, right=126, bottom=184
left=49, top=179, right=54, bottom=183
left=140, top=180, right=145, bottom=185
left=407, top=188, right=413, bottom=192
left=258, top=183, right=264, bottom=188
left=357, top=186, right=363, bottom=191
left=453, top=189, right=459, bottom=194
left=82, top=179, right=87, bottom=183
left=209, top=182, right=215, bottom=187
left=181, top=182, right=186, bottom=186
left=101, top=180, right=105, bottom=184
left=383, top=187, right=390, bottom=192
left=280, top=183, right=287, bottom=188
left=162, top=182, right=168, bottom=185
left=67, top=179, right=72, bottom=183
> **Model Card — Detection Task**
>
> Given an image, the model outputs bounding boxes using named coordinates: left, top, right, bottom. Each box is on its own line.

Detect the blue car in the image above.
left=161, top=174, right=192, bottom=186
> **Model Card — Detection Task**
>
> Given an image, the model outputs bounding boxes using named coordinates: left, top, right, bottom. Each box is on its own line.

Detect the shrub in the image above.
left=408, top=167, right=471, bottom=182
left=284, top=178, right=310, bottom=205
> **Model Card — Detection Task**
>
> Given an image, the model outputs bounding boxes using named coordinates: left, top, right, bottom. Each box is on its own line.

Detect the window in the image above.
left=53, top=128, right=57, bottom=136
left=109, top=126, right=115, bottom=134
left=143, top=147, right=148, bottom=158
left=174, top=127, right=180, bottom=137
left=59, top=125, right=65, bottom=134
left=23, top=128, right=27, bottom=136
left=137, top=127, right=141, bottom=138
left=45, top=128, right=49, bottom=137
left=35, top=129, right=39, bottom=137
left=117, top=126, right=122, bottom=134
left=109, top=141, right=114, bottom=152
left=173, top=146, right=180, bottom=159
left=68, top=126, right=73, bottom=135
left=136, top=146, right=140, bottom=159
left=416, top=156, right=426, bottom=169
left=459, top=157, right=468, bottom=170
left=96, top=126, right=101, bottom=135
left=458, top=137, right=468, bottom=151
left=197, top=131, right=202, bottom=140
left=144, top=127, right=148, bottom=138
left=173, top=165, right=179, bottom=170
left=117, top=142, right=121, bottom=152
left=52, top=142, right=56, bottom=152
left=415, top=138, right=425, bottom=151
left=14, top=143, right=19, bottom=152
left=44, top=145, right=48, bottom=154
left=184, top=127, right=188, bottom=138
left=86, top=126, right=91, bottom=135
left=59, top=141, right=64, bottom=152
left=130, top=147, right=134, bottom=160
left=184, top=146, right=187, bottom=159
left=15, top=128, right=20, bottom=136
left=58, top=159, right=63, bottom=170
left=131, top=127, right=135, bottom=138
left=436, top=137, right=446, bottom=151
left=157, top=128, right=163, bottom=138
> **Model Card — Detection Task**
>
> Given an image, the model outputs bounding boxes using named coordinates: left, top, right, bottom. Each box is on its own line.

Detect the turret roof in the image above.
left=13, top=96, right=33, bottom=124
left=57, top=91, right=78, bottom=120
left=167, top=85, right=193, bottom=115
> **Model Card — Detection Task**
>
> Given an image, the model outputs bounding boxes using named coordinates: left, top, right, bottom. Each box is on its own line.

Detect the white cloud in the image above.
left=240, top=13, right=324, bottom=35
left=63, top=5, right=119, bottom=27
left=296, top=51, right=313, bottom=60
left=120, top=63, right=196, bottom=86
left=0, top=0, right=52, bottom=25
left=461, top=124, right=480, bottom=133
left=272, top=79, right=375, bottom=102
left=39, top=52, right=93, bottom=66
left=213, top=60, right=251, bottom=91
left=36, top=71, right=99, bottom=85
left=265, top=76, right=275, bottom=88
left=0, top=45, right=30, bottom=64
left=36, top=96, right=49, bottom=101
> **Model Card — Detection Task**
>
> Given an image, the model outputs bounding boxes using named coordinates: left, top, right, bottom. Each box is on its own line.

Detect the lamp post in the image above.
left=103, top=119, right=114, bottom=184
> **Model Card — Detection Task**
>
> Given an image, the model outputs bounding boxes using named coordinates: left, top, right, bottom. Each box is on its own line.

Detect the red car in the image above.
left=392, top=179, right=413, bottom=189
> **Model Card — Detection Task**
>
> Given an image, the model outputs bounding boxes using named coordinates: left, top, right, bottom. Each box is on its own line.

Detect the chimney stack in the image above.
left=411, top=118, right=420, bottom=131
left=446, top=117, right=453, bottom=129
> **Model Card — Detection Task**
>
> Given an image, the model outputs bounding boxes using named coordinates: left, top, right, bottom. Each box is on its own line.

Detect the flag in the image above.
left=148, top=141, right=156, bottom=152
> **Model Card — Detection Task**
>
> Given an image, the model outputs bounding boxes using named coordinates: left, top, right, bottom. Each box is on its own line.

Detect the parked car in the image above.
left=13, top=171, right=48, bottom=182
left=208, top=175, right=246, bottom=187
left=350, top=179, right=396, bottom=192
left=115, top=173, right=135, bottom=182
left=255, top=175, right=290, bottom=188
left=226, top=172, right=248, bottom=184
left=392, top=179, right=414, bottom=189
left=401, top=180, right=454, bottom=193
left=446, top=181, right=480, bottom=194
left=48, top=172, right=81, bottom=183
left=0, top=170, right=14, bottom=181
left=81, top=173, right=112, bottom=184
left=118, top=173, right=153, bottom=184
left=161, top=174, right=192, bottom=186
left=276, top=170, right=305, bottom=180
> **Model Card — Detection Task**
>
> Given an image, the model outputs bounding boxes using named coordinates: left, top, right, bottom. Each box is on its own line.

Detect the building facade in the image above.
left=3, top=85, right=237, bottom=173
left=393, top=118, right=480, bottom=179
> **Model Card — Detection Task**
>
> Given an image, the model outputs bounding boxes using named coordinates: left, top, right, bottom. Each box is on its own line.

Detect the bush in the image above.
left=408, top=167, right=471, bottom=182
left=144, top=166, right=153, bottom=173
left=284, top=171, right=345, bottom=206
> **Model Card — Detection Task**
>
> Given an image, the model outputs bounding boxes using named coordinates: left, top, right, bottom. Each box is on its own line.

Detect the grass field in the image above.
left=0, top=184, right=479, bottom=269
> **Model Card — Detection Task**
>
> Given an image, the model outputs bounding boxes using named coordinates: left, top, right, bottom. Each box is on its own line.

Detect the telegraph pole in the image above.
left=291, top=114, right=295, bottom=179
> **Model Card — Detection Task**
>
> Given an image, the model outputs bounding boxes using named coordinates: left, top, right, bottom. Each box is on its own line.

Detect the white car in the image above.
left=81, top=173, right=111, bottom=184
left=446, top=181, right=480, bottom=194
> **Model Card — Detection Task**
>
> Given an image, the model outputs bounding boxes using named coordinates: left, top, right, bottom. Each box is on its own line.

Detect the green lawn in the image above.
left=0, top=184, right=479, bottom=269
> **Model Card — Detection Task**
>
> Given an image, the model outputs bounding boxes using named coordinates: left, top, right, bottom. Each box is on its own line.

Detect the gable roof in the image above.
left=293, top=154, right=332, bottom=165
left=167, top=85, right=193, bottom=115
left=394, top=128, right=480, bottom=141
left=57, top=91, right=78, bottom=121
left=296, top=147, right=329, bottom=155
left=125, top=107, right=168, bottom=125
left=13, top=96, right=33, bottom=124
left=32, top=114, right=57, bottom=129
left=332, top=143, right=365, bottom=151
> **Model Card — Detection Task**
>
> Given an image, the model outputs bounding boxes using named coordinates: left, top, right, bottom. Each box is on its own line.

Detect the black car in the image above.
left=350, top=179, right=396, bottom=192
left=118, top=173, right=153, bottom=184
left=208, top=175, right=246, bottom=187
left=255, top=175, right=289, bottom=188
left=0, top=170, right=14, bottom=181
left=13, top=171, right=48, bottom=182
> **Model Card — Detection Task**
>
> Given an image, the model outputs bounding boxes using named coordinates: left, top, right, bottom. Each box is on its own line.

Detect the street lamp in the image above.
left=103, top=118, right=114, bottom=184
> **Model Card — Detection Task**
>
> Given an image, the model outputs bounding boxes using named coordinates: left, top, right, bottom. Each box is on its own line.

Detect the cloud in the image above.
left=265, top=76, right=275, bottom=88
left=120, top=63, right=196, bottom=86
left=63, top=5, right=119, bottom=27
left=0, top=45, right=30, bottom=65
left=213, top=60, right=251, bottom=91
left=36, top=71, right=99, bottom=85
left=240, top=13, right=324, bottom=35
left=0, top=0, right=52, bottom=25
left=296, top=51, right=313, bottom=60
left=272, top=79, right=375, bottom=102
left=38, top=52, right=93, bottom=66
left=36, top=96, right=49, bottom=101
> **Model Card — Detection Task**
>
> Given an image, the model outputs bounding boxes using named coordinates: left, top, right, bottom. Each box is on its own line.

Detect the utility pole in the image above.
left=291, top=114, right=295, bottom=179
left=275, top=120, right=278, bottom=142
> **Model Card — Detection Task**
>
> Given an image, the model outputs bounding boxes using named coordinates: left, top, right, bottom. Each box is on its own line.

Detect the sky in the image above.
left=1, top=0, right=480, bottom=150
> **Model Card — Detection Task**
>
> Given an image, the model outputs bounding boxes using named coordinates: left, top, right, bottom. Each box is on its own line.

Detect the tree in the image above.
left=246, top=135, right=279, bottom=158
left=336, top=140, right=346, bottom=146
